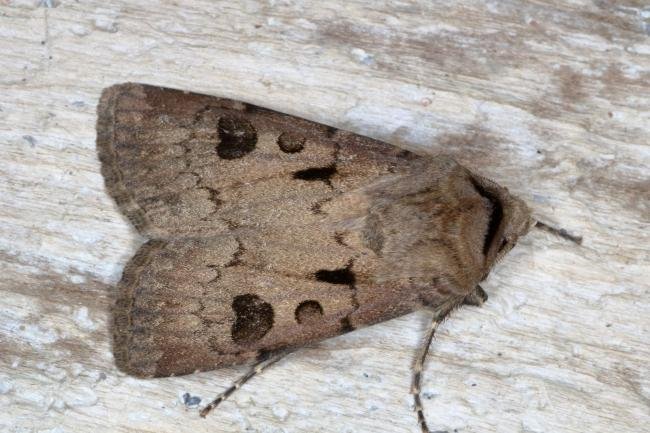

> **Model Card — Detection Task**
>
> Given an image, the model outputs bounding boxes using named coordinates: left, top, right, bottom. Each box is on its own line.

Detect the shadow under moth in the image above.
left=97, top=83, right=578, bottom=432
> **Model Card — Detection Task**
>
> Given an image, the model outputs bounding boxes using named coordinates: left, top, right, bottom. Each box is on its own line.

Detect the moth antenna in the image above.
left=411, top=313, right=443, bottom=433
left=534, top=220, right=583, bottom=245
left=199, top=351, right=287, bottom=418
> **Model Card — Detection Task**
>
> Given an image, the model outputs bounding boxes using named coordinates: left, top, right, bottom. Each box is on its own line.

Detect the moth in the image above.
left=97, top=83, right=575, bottom=431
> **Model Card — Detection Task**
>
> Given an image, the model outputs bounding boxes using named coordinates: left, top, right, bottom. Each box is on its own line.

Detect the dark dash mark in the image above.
left=316, top=261, right=359, bottom=330
left=293, top=164, right=337, bottom=186
left=315, top=266, right=355, bottom=285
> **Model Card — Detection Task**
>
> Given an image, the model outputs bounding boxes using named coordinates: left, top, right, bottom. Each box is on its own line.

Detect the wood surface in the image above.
left=1, top=1, right=648, bottom=432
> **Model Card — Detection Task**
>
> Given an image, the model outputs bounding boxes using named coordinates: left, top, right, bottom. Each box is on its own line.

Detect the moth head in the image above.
left=493, top=194, right=534, bottom=261
left=469, top=174, right=534, bottom=277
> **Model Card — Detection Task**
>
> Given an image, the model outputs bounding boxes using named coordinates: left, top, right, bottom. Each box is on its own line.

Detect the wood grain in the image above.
left=0, top=1, right=648, bottom=432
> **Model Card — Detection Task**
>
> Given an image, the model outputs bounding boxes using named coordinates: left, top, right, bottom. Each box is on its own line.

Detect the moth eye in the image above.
left=216, top=115, right=257, bottom=159
left=295, top=300, right=324, bottom=325
left=277, top=132, right=306, bottom=153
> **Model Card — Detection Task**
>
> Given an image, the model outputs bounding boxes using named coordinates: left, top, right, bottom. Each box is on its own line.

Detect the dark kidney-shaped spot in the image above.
left=294, top=300, right=324, bottom=325
left=217, top=115, right=257, bottom=159
left=277, top=132, right=306, bottom=153
left=231, top=294, right=273, bottom=344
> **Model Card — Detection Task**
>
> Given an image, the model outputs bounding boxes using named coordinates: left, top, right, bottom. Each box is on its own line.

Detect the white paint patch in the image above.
left=72, top=306, right=97, bottom=331
left=37, top=427, right=66, bottom=433
left=66, top=225, right=105, bottom=245
left=94, top=16, right=119, bottom=33
left=17, top=388, right=51, bottom=409
left=0, top=376, right=13, bottom=394
left=413, top=23, right=459, bottom=33
left=36, top=362, right=67, bottom=381
left=475, top=100, right=542, bottom=158
left=70, top=362, right=84, bottom=377
left=247, top=42, right=275, bottom=56
left=384, top=16, right=400, bottom=26
left=485, top=1, right=502, bottom=14
left=272, top=405, right=289, bottom=421
left=512, top=378, right=551, bottom=410
left=159, top=20, right=190, bottom=34
left=344, top=102, right=422, bottom=143
left=640, top=381, right=650, bottom=401
left=627, top=43, right=650, bottom=55
left=560, top=33, right=612, bottom=52
left=69, top=274, right=86, bottom=284
left=364, top=399, right=381, bottom=412
left=350, top=48, right=375, bottom=66
left=294, top=18, right=317, bottom=30
left=51, top=397, right=66, bottom=411
left=7, top=321, right=59, bottom=348
left=60, top=387, right=98, bottom=408
left=521, top=417, right=546, bottom=433
left=127, top=410, right=153, bottom=421
left=641, top=8, right=650, bottom=19
left=69, top=24, right=91, bottom=37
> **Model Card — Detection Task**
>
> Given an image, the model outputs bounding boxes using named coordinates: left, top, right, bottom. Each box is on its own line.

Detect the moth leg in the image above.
left=534, top=220, right=582, bottom=245
left=199, top=351, right=288, bottom=418
left=462, top=285, right=488, bottom=307
left=411, top=313, right=444, bottom=433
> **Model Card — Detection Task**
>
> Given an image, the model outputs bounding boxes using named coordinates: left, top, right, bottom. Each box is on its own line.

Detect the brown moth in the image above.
left=97, top=83, right=536, bottom=430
